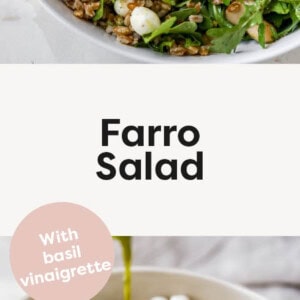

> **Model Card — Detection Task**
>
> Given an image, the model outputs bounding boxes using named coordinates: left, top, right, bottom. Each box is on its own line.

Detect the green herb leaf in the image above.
left=93, top=0, right=105, bottom=21
left=162, top=0, right=176, bottom=5
left=143, top=17, right=177, bottom=43
left=207, top=26, right=247, bottom=53
left=158, top=40, right=175, bottom=52
left=294, top=2, right=300, bottom=20
left=169, top=21, right=198, bottom=33
left=269, top=1, right=290, bottom=14
left=189, top=31, right=202, bottom=41
left=258, top=22, right=266, bottom=47
left=198, top=6, right=214, bottom=30
left=277, top=2, right=300, bottom=37
left=184, top=37, right=201, bottom=47
left=169, top=8, right=198, bottom=21
left=176, top=0, right=189, bottom=8
left=209, top=3, right=233, bottom=28
left=266, top=13, right=285, bottom=28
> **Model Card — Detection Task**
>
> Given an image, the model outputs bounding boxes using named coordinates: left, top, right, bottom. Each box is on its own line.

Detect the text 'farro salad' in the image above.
left=63, top=0, right=300, bottom=56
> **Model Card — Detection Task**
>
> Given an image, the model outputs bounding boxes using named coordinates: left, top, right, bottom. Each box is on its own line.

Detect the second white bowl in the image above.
left=94, top=267, right=267, bottom=300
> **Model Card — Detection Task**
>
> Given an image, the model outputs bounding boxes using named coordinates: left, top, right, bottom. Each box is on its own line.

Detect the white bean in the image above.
left=170, top=295, right=190, bottom=300
left=130, top=7, right=161, bottom=35
left=114, top=0, right=133, bottom=17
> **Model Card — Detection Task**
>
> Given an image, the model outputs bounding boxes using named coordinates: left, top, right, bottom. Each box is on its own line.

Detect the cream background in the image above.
left=1, top=66, right=300, bottom=236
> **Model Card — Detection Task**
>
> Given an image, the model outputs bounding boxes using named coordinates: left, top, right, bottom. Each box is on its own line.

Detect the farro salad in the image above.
left=63, top=0, right=300, bottom=56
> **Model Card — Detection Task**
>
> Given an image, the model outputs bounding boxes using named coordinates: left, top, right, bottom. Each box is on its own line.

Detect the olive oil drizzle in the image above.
left=114, top=237, right=132, bottom=300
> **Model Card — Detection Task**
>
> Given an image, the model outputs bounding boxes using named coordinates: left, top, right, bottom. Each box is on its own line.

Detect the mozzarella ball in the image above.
left=114, top=0, right=133, bottom=17
left=170, top=296, right=190, bottom=300
left=130, top=7, right=161, bottom=35
left=150, top=297, right=168, bottom=300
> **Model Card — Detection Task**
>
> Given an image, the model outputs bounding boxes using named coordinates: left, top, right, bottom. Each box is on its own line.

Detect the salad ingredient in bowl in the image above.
left=62, top=0, right=300, bottom=56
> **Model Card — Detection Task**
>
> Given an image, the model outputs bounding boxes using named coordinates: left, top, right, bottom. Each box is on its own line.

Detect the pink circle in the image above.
left=10, top=203, right=114, bottom=300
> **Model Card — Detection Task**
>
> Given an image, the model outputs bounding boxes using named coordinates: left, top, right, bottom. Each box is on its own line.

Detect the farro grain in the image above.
left=188, top=14, right=203, bottom=23
left=212, top=0, right=223, bottom=4
left=170, top=45, right=187, bottom=56
left=84, top=2, right=99, bottom=17
left=74, top=9, right=84, bottom=18
left=199, top=45, right=209, bottom=56
left=194, top=2, right=201, bottom=12
left=106, top=25, right=114, bottom=33
left=117, top=35, right=134, bottom=44
left=160, top=2, right=171, bottom=10
left=114, top=15, right=125, bottom=25
left=113, top=26, right=132, bottom=35
left=186, top=46, right=199, bottom=55
left=157, top=9, right=169, bottom=17
left=145, top=0, right=153, bottom=7
left=186, top=1, right=195, bottom=8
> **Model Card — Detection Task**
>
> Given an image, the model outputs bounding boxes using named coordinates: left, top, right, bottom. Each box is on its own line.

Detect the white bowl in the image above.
left=93, top=267, right=267, bottom=300
left=41, top=0, right=300, bottom=63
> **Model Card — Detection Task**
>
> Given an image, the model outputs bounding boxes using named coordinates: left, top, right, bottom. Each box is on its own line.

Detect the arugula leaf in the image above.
left=207, top=0, right=279, bottom=53
left=207, top=26, right=247, bottom=53
left=198, top=6, right=214, bottom=30
left=169, top=8, right=198, bottom=21
left=158, top=40, right=175, bottom=52
left=184, top=37, right=201, bottom=47
left=258, top=22, right=266, bottom=47
left=176, top=0, right=190, bottom=7
left=143, top=17, right=177, bottom=43
left=209, top=3, right=233, bottom=28
left=266, top=12, right=285, bottom=27
left=162, top=0, right=176, bottom=6
left=143, top=18, right=197, bottom=44
left=117, top=0, right=298, bottom=54
left=93, top=0, right=105, bottom=21
left=275, top=1, right=299, bottom=37
left=294, top=2, right=300, bottom=19
left=169, top=21, right=198, bottom=33
left=189, top=31, right=202, bottom=41
left=268, top=1, right=290, bottom=14
left=277, top=0, right=300, bottom=3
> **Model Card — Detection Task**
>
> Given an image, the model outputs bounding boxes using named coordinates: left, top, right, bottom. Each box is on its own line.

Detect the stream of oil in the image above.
left=114, top=236, right=132, bottom=300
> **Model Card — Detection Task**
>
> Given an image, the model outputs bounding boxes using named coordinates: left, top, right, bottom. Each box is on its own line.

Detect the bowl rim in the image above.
left=40, top=0, right=300, bottom=63
left=111, top=266, right=267, bottom=300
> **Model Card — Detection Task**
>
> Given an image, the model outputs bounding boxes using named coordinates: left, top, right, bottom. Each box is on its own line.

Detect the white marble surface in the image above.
left=0, top=0, right=299, bottom=64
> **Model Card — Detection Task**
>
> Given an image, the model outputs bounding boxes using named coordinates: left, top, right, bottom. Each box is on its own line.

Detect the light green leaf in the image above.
left=93, top=0, right=105, bottom=21
left=143, top=17, right=177, bottom=43
left=169, top=8, right=198, bottom=21
left=162, top=0, right=176, bottom=6
left=207, top=26, right=247, bottom=53
left=258, top=22, right=266, bottom=48
left=269, top=1, right=290, bottom=14
left=169, top=21, right=197, bottom=34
